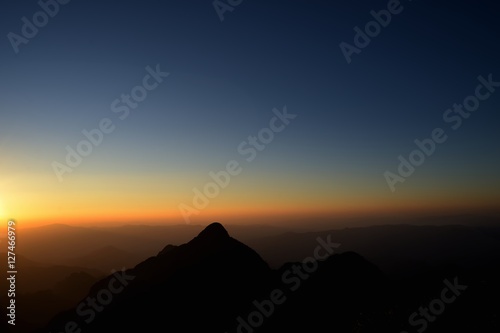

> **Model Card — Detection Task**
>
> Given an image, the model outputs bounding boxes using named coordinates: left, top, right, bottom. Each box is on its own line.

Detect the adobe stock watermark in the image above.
left=213, top=0, right=243, bottom=22
left=7, top=0, right=72, bottom=54
left=178, top=106, right=297, bottom=223
left=50, top=268, right=135, bottom=333
left=384, top=74, right=499, bottom=192
left=340, top=0, right=414, bottom=64
left=400, top=276, right=467, bottom=333
left=51, top=64, right=169, bottom=182
left=227, top=235, right=340, bottom=333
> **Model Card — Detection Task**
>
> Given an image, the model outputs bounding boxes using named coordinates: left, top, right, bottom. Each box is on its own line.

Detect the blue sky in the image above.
left=0, top=0, right=499, bottom=225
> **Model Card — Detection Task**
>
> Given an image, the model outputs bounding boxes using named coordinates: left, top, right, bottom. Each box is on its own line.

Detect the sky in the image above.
left=0, top=0, right=499, bottom=227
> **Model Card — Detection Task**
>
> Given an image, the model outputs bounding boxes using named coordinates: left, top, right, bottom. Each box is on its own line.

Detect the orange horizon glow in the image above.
left=2, top=167, right=499, bottom=229
left=6, top=203, right=500, bottom=229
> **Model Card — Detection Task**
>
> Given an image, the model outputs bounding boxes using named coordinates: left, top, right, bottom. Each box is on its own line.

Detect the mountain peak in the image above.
left=195, top=222, right=229, bottom=241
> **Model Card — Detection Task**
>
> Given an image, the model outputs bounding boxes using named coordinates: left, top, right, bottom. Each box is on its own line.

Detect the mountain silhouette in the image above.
left=40, top=222, right=500, bottom=333
left=41, top=223, right=272, bottom=332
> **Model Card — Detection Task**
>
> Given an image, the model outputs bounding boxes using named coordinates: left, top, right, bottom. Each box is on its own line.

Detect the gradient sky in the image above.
left=0, top=0, right=499, bottom=226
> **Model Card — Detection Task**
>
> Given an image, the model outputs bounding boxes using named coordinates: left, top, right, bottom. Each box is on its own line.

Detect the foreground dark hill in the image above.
left=40, top=223, right=500, bottom=333
left=41, top=223, right=387, bottom=332
left=42, top=223, right=272, bottom=332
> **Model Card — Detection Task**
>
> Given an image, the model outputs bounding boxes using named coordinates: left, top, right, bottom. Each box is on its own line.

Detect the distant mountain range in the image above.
left=15, top=220, right=500, bottom=275
left=0, top=252, right=102, bottom=294
left=246, top=224, right=500, bottom=275
left=14, top=223, right=290, bottom=267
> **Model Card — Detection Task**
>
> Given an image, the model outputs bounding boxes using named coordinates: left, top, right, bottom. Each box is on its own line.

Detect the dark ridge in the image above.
left=157, top=244, right=177, bottom=256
